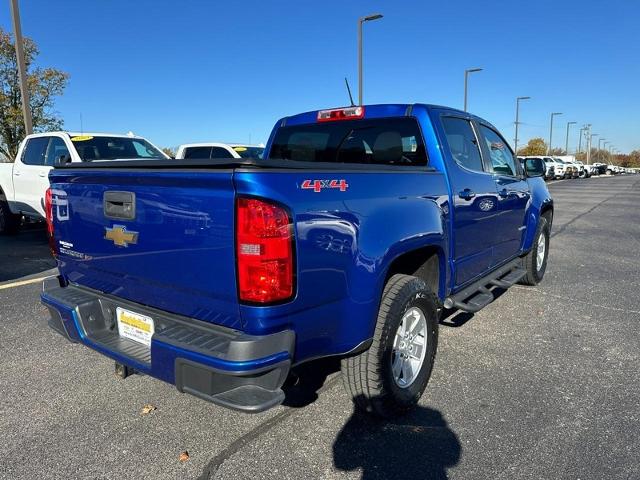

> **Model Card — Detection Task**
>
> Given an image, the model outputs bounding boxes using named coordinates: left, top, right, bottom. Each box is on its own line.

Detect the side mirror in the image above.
left=524, top=158, right=545, bottom=178
left=55, top=154, right=72, bottom=166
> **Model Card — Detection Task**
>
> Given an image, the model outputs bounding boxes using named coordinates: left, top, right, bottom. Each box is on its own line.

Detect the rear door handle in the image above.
left=458, top=188, right=475, bottom=200
left=14, top=171, right=20, bottom=176
left=38, top=172, right=47, bottom=177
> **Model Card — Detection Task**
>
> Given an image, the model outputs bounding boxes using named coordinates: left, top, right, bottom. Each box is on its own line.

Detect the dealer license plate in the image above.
left=116, top=307, right=155, bottom=347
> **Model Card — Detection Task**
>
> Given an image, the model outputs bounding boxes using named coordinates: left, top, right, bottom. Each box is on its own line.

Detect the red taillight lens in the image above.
left=317, top=106, right=365, bottom=122
left=44, top=188, right=57, bottom=257
left=236, top=197, right=294, bottom=303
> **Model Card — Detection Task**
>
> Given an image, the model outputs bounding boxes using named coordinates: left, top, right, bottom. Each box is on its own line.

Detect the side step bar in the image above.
left=444, top=259, right=526, bottom=313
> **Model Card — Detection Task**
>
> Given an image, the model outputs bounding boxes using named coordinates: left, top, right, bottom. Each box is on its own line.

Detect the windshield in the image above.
left=268, top=117, right=428, bottom=166
left=68, top=135, right=165, bottom=161
left=231, top=146, right=264, bottom=159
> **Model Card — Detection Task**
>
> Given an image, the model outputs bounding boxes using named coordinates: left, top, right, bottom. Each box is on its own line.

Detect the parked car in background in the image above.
left=592, top=162, right=607, bottom=175
left=546, top=157, right=569, bottom=179
left=175, top=143, right=265, bottom=160
left=574, top=161, right=590, bottom=178
left=0, top=132, right=168, bottom=234
left=519, top=157, right=554, bottom=181
left=42, top=103, right=553, bottom=418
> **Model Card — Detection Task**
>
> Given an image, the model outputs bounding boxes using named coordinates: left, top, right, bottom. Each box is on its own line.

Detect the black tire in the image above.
left=341, top=274, right=439, bottom=418
left=0, top=198, right=21, bottom=235
left=520, top=216, right=550, bottom=286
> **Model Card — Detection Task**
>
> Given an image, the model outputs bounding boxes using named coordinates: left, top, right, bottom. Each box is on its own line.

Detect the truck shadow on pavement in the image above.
left=282, top=358, right=342, bottom=408
left=0, top=224, right=56, bottom=283
left=333, top=396, right=461, bottom=480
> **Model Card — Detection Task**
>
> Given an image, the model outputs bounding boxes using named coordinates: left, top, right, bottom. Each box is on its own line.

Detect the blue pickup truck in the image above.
left=41, top=104, right=553, bottom=417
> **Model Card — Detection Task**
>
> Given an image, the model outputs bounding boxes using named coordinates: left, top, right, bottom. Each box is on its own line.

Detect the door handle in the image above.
left=458, top=188, right=475, bottom=200
left=38, top=172, right=47, bottom=177
left=14, top=171, right=20, bottom=176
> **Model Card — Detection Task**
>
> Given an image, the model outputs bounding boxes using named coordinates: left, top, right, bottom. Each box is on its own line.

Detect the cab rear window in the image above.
left=268, top=117, right=427, bottom=166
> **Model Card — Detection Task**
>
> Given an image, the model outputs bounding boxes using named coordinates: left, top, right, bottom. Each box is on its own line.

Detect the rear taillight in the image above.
left=236, top=197, right=294, bottom=303
left=317, top=106, right=364, bottom=122
left=44, top=188, right=57, bottom=257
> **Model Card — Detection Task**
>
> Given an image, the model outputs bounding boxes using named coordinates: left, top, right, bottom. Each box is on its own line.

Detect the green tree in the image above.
left=161, top=147, right=175, bottom=158
left=517, top=137, right=547, bottom=156
left=0, top=28, right=69, bottom=161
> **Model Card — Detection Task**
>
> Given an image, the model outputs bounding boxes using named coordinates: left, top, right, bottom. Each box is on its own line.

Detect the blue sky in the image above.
left=1, top=0, right=638, bottom=152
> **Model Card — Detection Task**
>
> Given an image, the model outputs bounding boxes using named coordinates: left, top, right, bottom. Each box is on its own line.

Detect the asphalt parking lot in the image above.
left=1, top=175, right=638, bottom=480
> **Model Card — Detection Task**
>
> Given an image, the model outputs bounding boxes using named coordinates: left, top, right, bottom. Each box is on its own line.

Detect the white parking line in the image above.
left=0, top=275, right=52, bottom=291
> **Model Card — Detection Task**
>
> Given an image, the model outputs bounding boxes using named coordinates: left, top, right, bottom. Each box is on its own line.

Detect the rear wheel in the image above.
left=520, top=216, right=550, bottom=285
left=0, top=198, right=20, bottom=235
left=341, top=274, right=439, bottom=418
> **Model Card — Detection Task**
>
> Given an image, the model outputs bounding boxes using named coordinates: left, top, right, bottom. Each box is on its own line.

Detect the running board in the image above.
left=444, top=260, right=526, bottom=313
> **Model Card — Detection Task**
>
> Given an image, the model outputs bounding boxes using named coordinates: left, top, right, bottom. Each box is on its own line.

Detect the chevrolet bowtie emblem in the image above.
left=105, top=225, right=139, bottom=247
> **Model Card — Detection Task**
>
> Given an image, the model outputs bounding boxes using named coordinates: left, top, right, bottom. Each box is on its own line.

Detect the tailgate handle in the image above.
left=104, top=191, right=136, bottom=220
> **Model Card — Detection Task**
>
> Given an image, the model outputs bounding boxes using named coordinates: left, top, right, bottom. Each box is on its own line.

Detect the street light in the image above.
left=548, top=112, right=562, bottom=154
left=587, top=133, right=598, bottom=165
left=358, top=13, right=383, bottom=105
left=578, top=125, right=589, bottom=153
left=463, top=67, right=483, bottom=112
left=565, top=121, right=576, bottom=154
left=9, top=0, right=32, bottom=134
left=514, top=96, right=531, bottom=155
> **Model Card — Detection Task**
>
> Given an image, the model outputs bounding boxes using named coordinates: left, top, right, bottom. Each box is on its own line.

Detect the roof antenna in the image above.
left=344, top=77, right=355, bottom=107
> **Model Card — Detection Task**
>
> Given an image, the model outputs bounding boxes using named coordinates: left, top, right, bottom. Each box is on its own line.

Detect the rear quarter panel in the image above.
left=234, top=169, right=450, bottom=362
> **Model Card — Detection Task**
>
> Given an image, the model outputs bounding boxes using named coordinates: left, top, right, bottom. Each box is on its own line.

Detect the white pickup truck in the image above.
left=0, top=131, right=168, bottom=234
left=175, top=143, right=264, bottom=160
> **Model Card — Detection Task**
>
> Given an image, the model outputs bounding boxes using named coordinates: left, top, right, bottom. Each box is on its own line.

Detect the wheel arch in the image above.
left=383, top=244, right=446, bottom=301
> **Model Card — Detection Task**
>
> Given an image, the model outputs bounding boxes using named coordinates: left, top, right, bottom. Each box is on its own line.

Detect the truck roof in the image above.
left=25, top=131, right=147, bottom=140
left=278, top=103, right=495, bottom=129
left=178, top=142, right=264, bottom=149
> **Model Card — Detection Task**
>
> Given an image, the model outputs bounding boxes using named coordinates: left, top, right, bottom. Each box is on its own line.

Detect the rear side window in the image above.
left=479, top=125, right=517, bottom=176
left=441, top=117, right=484, bottom=172
left=211, top=147, right=234, bottom=159
left=183, top=147, right=213, bottom=159
left=21, top=137, right=49, bottom=165
left=268, top=117, right=427, bottom=166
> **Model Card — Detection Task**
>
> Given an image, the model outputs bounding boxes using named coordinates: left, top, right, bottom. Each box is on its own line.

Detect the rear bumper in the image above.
left=41, top=278, right=294, bottom=413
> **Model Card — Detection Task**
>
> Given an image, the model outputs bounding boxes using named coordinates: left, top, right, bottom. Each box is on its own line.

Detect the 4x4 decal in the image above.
left=301, top=179, right=349, bottom=192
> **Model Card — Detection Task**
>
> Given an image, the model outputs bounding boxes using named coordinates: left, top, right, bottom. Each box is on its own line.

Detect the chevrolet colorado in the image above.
left=41, top=104, right=553, bottom=417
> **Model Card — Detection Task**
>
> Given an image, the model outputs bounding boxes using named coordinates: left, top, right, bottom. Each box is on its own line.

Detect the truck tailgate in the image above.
left=48, top=169, right=241, bottom=329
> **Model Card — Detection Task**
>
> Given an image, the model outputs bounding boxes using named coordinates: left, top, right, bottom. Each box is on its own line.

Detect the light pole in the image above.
left=587, top=133, right=598, bottom=165
left=358, top=13, right=383, bottom=106
left=548, top=112, right=562, bottom=154
left=598, top=138, right=606, bottom=163
left=463, top=68, right=483, bottom=112
left=601, top=140, right=608, bottom=162
left=565, top=121, right=576, bottom=154
left=514, top=96, right=530, bottom=155
left=9, top=0, right=32, bottom=135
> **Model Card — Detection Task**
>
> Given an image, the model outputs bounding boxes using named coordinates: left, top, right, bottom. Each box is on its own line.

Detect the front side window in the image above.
left=479, top=125, right=517, bottom=176
left=21, top=137, right=49, bottom=165
left=45, top=137, right=70, bottom=166
left=441, top=117, right=484, bottom=172
left=268, top=117, right=427, bottom=166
